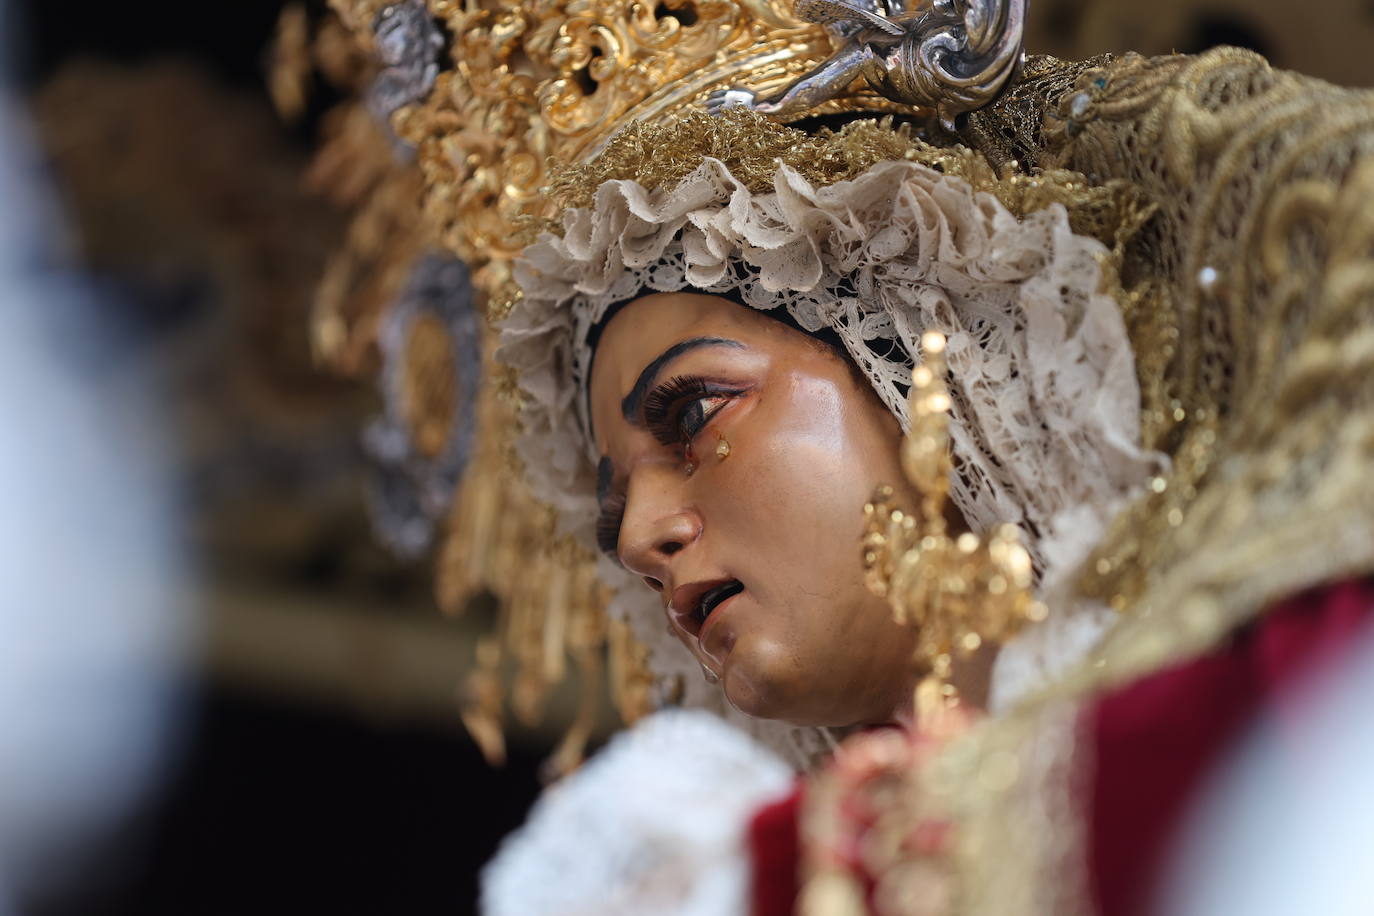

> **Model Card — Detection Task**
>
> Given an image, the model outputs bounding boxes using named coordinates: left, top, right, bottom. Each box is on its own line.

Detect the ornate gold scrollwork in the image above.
left=343, top=0, right=921, bottom=298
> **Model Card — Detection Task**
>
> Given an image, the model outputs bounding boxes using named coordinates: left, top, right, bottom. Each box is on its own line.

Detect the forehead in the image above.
left=590, top=292, right=762, bottom=390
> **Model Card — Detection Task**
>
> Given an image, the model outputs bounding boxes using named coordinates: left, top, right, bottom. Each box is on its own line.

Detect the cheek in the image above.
left=704, top=378, right=899, bottom=635
left=696, top=375, right=912, bottom=725
left=714, top=377, right=887, bottom=584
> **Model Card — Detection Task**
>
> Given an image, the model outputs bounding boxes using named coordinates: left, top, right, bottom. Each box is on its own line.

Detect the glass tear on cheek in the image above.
left=715, top=432, right=731, bottom=460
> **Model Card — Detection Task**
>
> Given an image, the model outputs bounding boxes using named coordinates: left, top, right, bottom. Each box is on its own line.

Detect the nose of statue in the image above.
left=618, top=498, right=701, bottom=591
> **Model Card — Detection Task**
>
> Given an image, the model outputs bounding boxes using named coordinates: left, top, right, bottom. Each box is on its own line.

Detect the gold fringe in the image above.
left=546, top=109, right=1154, bottom=257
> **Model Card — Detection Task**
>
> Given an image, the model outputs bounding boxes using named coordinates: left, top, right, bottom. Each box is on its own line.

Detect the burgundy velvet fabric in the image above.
left=748, top=784, right=803, bottom=916
left=743, top=579, right=1374, bottom=916
left=1087, top=578, right=1374, bottom=915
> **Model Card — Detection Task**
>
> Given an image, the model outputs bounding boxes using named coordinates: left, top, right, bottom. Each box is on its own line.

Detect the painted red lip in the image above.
left=696, top=587, right=741, bottom=650
left=669, top=578, right=744, bottom=642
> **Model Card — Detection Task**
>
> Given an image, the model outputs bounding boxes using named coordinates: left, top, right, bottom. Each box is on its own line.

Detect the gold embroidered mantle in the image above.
left=812, top=48, right=1374, bottom=915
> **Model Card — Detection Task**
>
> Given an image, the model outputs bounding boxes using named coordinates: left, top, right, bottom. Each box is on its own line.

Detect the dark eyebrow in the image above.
left=620, top=337, right=744, bottom=422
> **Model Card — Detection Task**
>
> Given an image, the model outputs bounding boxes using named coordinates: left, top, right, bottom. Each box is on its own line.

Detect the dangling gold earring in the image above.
left=715, top=432, right=731, bottom=461
left=862, top=331, right=1045, bottom=724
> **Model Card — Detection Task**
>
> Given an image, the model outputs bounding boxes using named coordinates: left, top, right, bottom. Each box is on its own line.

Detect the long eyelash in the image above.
left=642, top=375, right=712, bottom=443
left=645, top=374, right=740, bottom=446
left=596, top=490, right=627, bottom=557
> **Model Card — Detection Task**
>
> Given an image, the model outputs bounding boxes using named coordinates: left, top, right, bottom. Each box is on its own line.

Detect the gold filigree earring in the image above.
left=862, top=331, right=1046, bottom=723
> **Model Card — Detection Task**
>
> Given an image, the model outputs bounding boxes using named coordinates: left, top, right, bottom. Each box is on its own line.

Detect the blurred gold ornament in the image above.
left=270, top=4, right=313, bottom=122
left=281, top=5, right=659, bottom=769
left=862, top=331, right=1045, bottom=714
left=333, top=0, right=934, bottom=298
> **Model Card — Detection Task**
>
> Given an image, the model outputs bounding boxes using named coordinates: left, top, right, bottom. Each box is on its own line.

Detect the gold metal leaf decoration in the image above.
left=863, top=332, right=1045, bottom=710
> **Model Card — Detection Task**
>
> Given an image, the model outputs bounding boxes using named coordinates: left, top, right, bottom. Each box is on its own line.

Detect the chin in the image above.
left=718, top=652, right=791, bottom=722
left=719, top=650, right=840, bottom=727
left=721, top=675, right=778, bottom=721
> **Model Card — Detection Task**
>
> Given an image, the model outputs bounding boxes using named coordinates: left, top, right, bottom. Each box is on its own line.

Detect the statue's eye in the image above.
left=643, top=376, right=739, bottom=446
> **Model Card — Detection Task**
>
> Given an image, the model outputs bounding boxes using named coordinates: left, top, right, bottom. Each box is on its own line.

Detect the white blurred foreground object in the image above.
left=1161, top=626, right=1374, bottom=916
left=481, top=709, right=793, bottom=916
left=0, top=42, right=187, bottom=914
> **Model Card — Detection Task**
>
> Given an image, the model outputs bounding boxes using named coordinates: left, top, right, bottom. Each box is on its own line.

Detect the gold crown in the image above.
left=327, top=0, right=1026, bottom=297
left=375, top=0, right=879, bottom=295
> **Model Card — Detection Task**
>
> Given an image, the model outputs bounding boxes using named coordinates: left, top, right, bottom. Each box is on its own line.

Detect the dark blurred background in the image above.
left=4, top=0, right=1372, bottom=914
left=5, top=3, right=548, bottom=915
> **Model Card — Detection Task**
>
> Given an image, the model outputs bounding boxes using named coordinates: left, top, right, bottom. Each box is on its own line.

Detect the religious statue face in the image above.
left=589, top=292, right=922, bottom=727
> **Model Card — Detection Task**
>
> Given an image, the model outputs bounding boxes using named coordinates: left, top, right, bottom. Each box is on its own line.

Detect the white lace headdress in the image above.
left=499, top=155, right=1165, bottom=761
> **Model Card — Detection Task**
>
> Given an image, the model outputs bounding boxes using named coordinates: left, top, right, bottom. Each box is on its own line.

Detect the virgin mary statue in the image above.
left=308, top=1, right=1374, bottom=912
